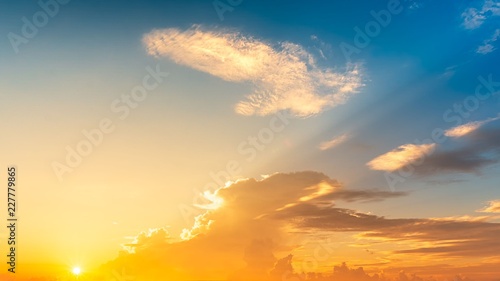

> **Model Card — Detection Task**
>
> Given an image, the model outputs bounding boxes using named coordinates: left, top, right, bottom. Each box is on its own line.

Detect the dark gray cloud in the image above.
left=416, top=122, right=500, bottom=175
left=317, top=189, right=407, bottom=203
left=272, top=202, right=500, bottom=258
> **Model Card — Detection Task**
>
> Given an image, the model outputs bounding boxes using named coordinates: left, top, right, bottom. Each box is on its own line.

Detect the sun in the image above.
left=72, top=266, right=82, bottom=276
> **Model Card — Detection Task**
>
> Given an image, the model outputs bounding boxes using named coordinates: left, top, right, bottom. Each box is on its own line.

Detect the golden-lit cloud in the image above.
left=366, top=118, right=500, bottom=176
left=143, top=25, right=363, bottom=117
left=100, top=172, right=409, bottom=280
left=477, top=200, right=500, bottom=213
left=319, top=133, right=351, bottom=150
left=366, top=143, right=435, bottom=172
left=123, top=227, right=172, bottom=253
left=445, top=121, right=486, bottom=138
left=98, top=172, right=500, bottom=280
left=444, top=117, right=498, bottom=138
left=430, top=215, right=492, bottom=222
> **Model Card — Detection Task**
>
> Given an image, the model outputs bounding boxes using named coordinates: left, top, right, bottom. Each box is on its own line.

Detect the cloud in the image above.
left=477, top=200, right=500, bottom=213
left=407, top=0, right=423, bottom=10
left=273, top=202, right=500, bottom=258
left=441, top=65, right=459, bottom=79
left=318, top=133, right=351, bottom=150
left=143, top=25, right=363, bottom=117
left=462, top=0, right=500, bottom=29
left=476, top=29, right=500, bottom=54
left=96, top=172, right=500, bottom=281
left=228, top=239, right=278, bottom=281
left=100, top=172, right=408, bottom=280
left=368, top=117, right=500, bottom=176
left=444, top=117, right=498, bottom=138
left=366, top=143, right=436, bottom=172
left=269, top=257, right=486, bottom=281
left=415, top=122, right=500, bottom=175
left=317, top=189, right=407, bottom=203
left=477, top=43, right=495, bottom=54
left=99, top=172, right=500, bottom=280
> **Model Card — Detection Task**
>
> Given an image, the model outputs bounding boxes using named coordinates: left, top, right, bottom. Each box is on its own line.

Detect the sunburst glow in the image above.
left=72, top=267, right=81, bottom=275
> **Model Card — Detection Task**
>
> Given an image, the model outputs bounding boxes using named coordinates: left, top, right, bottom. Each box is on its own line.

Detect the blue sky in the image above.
left=1, top=0, right=500, bottom=280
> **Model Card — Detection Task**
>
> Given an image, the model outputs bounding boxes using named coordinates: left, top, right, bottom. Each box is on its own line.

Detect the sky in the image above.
left=0, top=0, right=500, bottom=280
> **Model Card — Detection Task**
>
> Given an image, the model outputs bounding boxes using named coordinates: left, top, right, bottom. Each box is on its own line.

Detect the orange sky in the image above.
left=2, top=0, right=500, bottom=280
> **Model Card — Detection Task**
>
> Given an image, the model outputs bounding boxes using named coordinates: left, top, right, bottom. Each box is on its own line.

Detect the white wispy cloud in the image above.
left=445, top=116, right=499, bottom=138
left=477, top=29, right=500, bottom=54
left=367, top=143, right=436, bottom=172
left=462, top=0, right=500, bottom=29
left=407, top=0, right=423, bottom=10
left=318, top=133, right=350, bottom=151
left=477, top=43, right=495, bottom=54
left=143, top=25, right=363, bottom=117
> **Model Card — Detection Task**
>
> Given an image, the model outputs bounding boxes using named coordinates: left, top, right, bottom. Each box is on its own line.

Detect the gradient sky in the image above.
left=1, top=0, right=500, bottom=280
